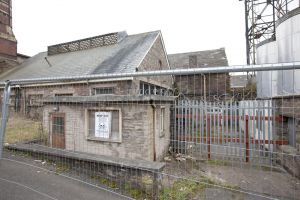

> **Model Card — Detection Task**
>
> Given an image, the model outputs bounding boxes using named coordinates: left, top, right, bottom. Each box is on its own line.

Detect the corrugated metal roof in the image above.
left=168, top=48, right=228, bottom=69
left=0, top=31, right=160, bottom=81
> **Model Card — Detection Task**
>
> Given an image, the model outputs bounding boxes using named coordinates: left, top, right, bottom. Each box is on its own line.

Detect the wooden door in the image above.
left=51, top=113, right=65, bottom=149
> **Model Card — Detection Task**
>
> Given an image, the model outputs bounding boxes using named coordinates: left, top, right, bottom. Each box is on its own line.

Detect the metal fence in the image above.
left=0, top=63, right=300, bottom=200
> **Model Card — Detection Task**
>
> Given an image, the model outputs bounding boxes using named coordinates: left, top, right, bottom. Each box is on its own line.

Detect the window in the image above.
left=158, top=60, right=163, bottom=70
left=86, top=108, right=122, bottom=142
left=160, top=107, right=166, bottom=137
left=92, top=87, right=114, bottom=95
left=139, top=81, right=168, bottom=96
left=55, top=93, right=73, bottom=97
left=52, top=115, right=65, bottom=135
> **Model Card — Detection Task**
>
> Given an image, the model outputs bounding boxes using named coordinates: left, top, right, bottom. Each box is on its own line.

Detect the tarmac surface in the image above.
left=0, top=159, right=128, bottom=200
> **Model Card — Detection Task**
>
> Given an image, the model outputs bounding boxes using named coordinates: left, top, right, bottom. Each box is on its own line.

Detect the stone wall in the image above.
left=274, top=98, right=300, bottom=148
left=137, top=34, right=172, bottom=89
left=6, top=80, right=135, bottom=118
left=42, top=103, right=171, bottom=162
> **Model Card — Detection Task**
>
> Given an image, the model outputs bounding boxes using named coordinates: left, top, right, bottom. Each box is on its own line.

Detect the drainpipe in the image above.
left=0, top=81, right=11, bottom=159
left=202, top=74, right=206, bottom=101
left=150, top=100, right=156, bottom=161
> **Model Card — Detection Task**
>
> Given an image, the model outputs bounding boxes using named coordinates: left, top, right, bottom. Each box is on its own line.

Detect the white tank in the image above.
left=256, top=40, right=278, bottom=98
left=276, top=7, right=300, bottom=95
left=256, top=7, right=300, bottom=98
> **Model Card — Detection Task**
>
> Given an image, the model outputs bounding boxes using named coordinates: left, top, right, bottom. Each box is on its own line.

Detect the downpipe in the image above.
left=0, top=81, right=11, bottom=160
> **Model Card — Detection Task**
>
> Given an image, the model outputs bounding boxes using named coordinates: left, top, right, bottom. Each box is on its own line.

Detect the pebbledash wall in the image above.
left=42, top=101, right=171, bottom=162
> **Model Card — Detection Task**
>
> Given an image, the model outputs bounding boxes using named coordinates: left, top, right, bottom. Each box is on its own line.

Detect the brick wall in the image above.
left=175, top=73, right=230, bottom=99
left=0, top=0, right=17, bottom=59
left=0, top=38, right=17, bottom=58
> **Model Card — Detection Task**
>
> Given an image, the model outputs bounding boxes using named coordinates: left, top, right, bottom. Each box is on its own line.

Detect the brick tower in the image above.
left=0, top=0, right=17, bottom=60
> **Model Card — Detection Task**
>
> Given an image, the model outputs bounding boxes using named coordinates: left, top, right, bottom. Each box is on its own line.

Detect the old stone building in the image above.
left=168, top=48, right=229, bottom=100
left=0, top=31, right=173, bottom=161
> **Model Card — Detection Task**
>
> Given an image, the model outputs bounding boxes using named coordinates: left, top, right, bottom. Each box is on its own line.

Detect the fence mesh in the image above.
left=1, top=68, right=300, bottom=200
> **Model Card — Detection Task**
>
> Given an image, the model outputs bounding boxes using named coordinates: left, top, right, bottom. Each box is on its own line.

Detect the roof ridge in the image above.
left=168, top=47, right=226, bottom=56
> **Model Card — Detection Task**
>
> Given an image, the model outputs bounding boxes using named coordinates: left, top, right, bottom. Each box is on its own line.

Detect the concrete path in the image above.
left=0, top=159, right=128, bottom=200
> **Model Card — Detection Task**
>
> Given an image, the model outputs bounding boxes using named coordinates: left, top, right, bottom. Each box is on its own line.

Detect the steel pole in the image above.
left=0, top=81, right=11, bottom=159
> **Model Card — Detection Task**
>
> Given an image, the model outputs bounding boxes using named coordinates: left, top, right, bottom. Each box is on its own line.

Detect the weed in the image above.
left=5, top=116, right=46, bottom=144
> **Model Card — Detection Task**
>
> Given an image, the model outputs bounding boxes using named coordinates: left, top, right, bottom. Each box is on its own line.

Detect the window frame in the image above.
left=85, top=107, right=122, bottom=143
left=91, top=87, right=114, bottom=95
left=54, top=93, right=73, bottom=97
left=51, top=113, right=66, bottom=136
left=160, top=106, right=166, bottom=137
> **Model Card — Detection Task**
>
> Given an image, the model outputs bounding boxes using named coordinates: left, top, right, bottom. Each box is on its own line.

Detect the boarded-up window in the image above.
left=28, top=94, right=43, bottom=106
left=87, top=109, right=121, bottom=142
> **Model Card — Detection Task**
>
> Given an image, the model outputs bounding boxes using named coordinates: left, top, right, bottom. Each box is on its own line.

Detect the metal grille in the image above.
left=47, top=32, right=119, bottom=56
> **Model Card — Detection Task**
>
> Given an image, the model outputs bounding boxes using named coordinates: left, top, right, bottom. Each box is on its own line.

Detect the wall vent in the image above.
left=48, top=32, right=119, bottom=56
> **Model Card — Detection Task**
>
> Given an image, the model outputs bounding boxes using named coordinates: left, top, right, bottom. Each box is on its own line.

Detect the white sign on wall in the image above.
left=95, top=112, right=111, bottom=138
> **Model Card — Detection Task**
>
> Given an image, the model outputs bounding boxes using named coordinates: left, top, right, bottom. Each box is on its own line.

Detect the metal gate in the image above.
left=172, top=99, right=288, bottom=163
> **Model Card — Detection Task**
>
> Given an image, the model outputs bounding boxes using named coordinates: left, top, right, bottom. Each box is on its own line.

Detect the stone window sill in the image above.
left=87, top=136, right=122, bottom=143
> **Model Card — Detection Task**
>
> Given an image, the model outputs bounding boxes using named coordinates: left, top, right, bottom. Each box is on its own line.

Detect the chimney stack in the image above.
left=0, top=0, right=17, bottom=60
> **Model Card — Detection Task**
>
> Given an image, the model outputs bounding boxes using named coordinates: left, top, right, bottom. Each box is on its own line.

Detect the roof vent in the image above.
left=47, top=32, right=119, bottom=56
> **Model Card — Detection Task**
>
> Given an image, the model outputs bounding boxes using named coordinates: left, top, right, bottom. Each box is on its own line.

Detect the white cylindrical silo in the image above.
left=276, top=7, right=300, bottom=95
left=256, top=39, right=278, bottom=98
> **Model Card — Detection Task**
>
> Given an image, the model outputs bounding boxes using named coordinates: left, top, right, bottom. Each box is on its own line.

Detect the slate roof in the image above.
left=168, top=48, right=228, bottom=69
left=0, top=31, right=160, bottom=81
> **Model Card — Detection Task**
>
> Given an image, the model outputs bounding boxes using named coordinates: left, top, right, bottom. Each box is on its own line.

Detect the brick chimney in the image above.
left=0, top=0, right=17, bottom=60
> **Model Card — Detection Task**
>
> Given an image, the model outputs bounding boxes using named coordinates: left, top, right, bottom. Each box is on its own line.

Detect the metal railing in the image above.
left=1, top=63, right=300, bottom=199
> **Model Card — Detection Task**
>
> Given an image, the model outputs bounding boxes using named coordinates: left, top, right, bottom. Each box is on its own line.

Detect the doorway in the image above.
left=51, top=113, right=65, bottom=149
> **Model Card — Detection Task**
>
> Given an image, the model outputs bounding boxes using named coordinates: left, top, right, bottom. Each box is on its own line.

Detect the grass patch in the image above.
left=160, top=179, right=201, bottom=200
left=160, top=176, right=239, bottom=200
left=55, top=162, right=71, bottom=173
left=4, top=116, right=46, bottom=144
left=91, top=175, right=118, bottom=189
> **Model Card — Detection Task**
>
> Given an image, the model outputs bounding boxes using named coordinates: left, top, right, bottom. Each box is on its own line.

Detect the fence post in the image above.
left=245, top=116, right=249, bottom=163
left=207, top=117, right=211, bottom=160
left=0, top=81, right=11, bottom=160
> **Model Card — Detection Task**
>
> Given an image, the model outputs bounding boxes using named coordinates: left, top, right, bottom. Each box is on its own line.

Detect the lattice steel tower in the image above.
left=241, top=0, right=298, bottom=64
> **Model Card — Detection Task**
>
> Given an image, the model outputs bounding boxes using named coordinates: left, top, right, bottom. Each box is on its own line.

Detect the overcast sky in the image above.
left=12, top=0, right=246, bottom=65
